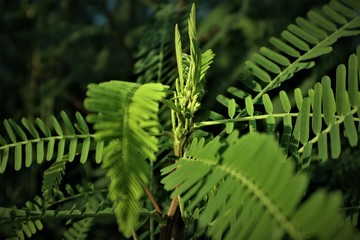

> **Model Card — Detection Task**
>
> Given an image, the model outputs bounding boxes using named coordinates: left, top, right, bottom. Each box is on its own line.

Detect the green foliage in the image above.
left=62, top=217, right=94, bottom=240
left=212, top=0, right=360, bottom=114
left=208, top=49, right=360, bottom=169
left=162, top=132, right=358, bottom=239
left=172, top=4, right=215, bottom=155
left=0, top=184, right=110, bottom=239
left=1, top=0, right=360, bottom=239
left=0, top=111, right=103, bottom=173
left=84, top=81, right=168, bottom=237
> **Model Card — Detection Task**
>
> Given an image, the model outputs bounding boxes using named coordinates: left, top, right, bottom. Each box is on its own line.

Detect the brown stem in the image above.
left=159, top=137, right=186, bottom=239
left=167, top=197, right=179, bottom=217
left=144, top=185, right=162, bottom=215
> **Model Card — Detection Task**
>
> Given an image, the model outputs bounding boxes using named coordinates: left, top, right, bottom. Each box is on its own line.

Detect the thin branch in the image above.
left=144, top=185, right=162, bottom=215
left=196, top=110, right=360, bottom=128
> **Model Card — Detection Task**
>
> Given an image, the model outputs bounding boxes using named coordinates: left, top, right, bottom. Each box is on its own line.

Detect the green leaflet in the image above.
left=46, top=138, right=55, bottom=161
left=330, top=123, right=341, bottom=159
left=161, top=132, right=359, bottom=239
left=36, top=140, right=44, bottom=164
left=348, top=54, right=359, bottom=106
left=68, top=138, right=77, bottom=162
left=262, top=94, right=273, bottom=114
left=318, top=132, right=328, bottom=162
left=336, top=64, right=347, bottom=115
left=35, top=118, right=51, bottom=137
left=288, top=24, right=319, bottom=44
left=9, top=120, right=27, bottom=141
left=245, top=96, right=254, bottom=116
left=227, top=86, right=251, bottom=99
left=269, top=37, right=300, bottom=57
left=245, top=60, right=272, bottom=82
left=51, top=115, right=63, bottom=136
left=280, top=114, right=292, bottom=152
left=312, top=83, right=322, bottom=134
left=300, top=97, right=311, bottom=144
left=279, top=90, right=291, bottom=113
left=331, top=0, right=358, bottom=18
left=3, top=119, right=16, bottom=143
left=252, top=52, right=282, bottom=74
left=259, top=47, right=290, bottom=66
left=307, top=10, right=337, bottom=31
left=295, top=17, right=328, bottom=39
left=281, top=30, right=310, bottom=51
left=227, top=98, right=236, bottom=119
left=344, top=114, right=358, bottom=146
left=84, top=80, right=168, bottom=237
left=323, top=5, right=347, bottom=24
left=322, top=76, right=336, bottom=125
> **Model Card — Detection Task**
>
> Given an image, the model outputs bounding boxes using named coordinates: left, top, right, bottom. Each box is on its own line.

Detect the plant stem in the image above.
left=144, top=185, right=162, bottom=215
left=159, top=135, right=185, bottom=239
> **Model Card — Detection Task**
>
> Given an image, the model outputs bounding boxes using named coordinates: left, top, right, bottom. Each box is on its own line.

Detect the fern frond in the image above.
left=217, top=0, right=360, bottom=117
left=0, top=184, right=110, bottom=224
left=1, top=197, right=45, bottom=239
left=161, top=132, right=360, bottom=239
left=200, top=46, right=360, bottom=167
left=14, top=219, right=43, bottom=240
left=134, top=3, right=192, bottom=136
left=0, top=111, right=104, bottom=173
left=133, top=3, right=189, bottom=86
left=41, top=158, right=67, bottom=203
left=63, top=217, right=94, bottom=240
left=84, top=80, right=168, bottom=237
left=276, top=48, right=359, bottom=166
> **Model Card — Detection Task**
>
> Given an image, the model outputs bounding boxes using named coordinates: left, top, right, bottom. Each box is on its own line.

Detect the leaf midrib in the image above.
left=181, top=156, right=305, bottom=239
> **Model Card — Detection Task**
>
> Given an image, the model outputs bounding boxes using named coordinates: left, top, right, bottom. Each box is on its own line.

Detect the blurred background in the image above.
left=2, top=0, right=343, bottom=122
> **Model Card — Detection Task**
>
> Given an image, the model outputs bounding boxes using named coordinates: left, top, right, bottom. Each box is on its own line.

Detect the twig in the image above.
left=144, top=185, right=163, bottom=215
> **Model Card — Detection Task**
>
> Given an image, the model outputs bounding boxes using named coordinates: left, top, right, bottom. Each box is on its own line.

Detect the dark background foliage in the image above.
left=1, top=0, right=358, bottom=238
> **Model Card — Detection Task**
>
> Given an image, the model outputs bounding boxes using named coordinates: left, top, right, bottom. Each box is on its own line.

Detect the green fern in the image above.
left=63, top=217, right=94, bottom=240
left=201, top=0, right=360, bottom=167
left=200, top=46, right=360, bottom=168
left=162, top=131, right=359, bottom=239
left=133, top=3, right=189, bottom=86
left=213, top=0, right=360, bottom=118
left=14, top=220, right=43, bottom=240
left=0, top=197, right=45, bottom=240
left=84, top=80, right=168, bottom=237
left=41, top=158, right=67, bottom=203
left=1, top=1, right=360, bottom=239
left=0, top=111, right=104, bottom=173
left=0, top=184, right=111, bottom=228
